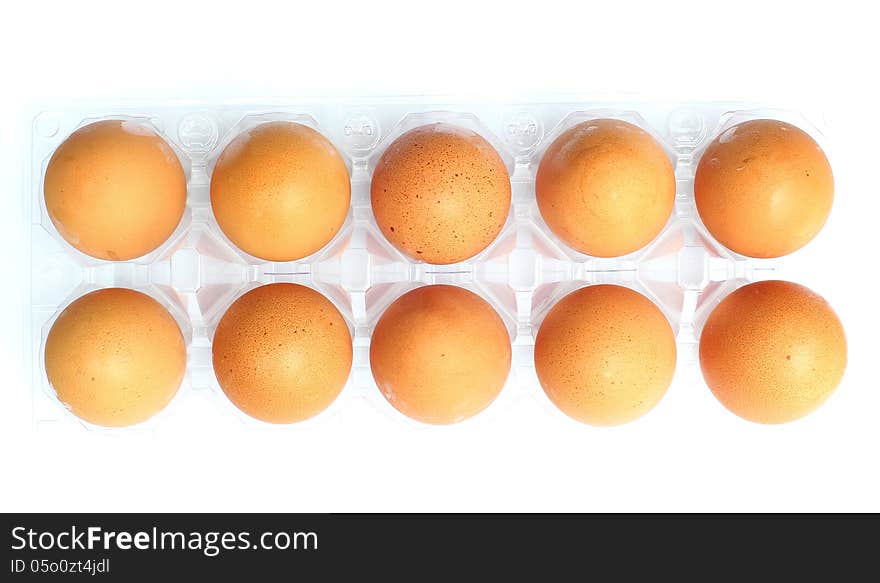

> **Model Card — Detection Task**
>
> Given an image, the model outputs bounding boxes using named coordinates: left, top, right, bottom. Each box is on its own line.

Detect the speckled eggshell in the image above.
left=44, top=120, right=187, bottom=261
left=210, top=121, right=350, bottom=262
left=534, top=284, right=677, bottom=426
left=370, top=123, right=511, bottom=264
left=699, top=280, right=846, bottom=424
left=212, top=283, right=352, bottom=424
left=535, top=119, right=675, bottom=258
left=369, top=285, right=512, bottom=424
left=694, top=119, right=834, bottom=258
left=44, top=288, right=187, bottom=427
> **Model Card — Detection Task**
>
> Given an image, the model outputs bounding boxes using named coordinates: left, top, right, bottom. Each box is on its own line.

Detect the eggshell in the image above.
left=44, top=288, right=186, bottom=427
left=534, top=284, right=677, bottom=426
left=694, top=119, right=834, bottom=258
left=699, top=280, right=846, bottom=424
left=535, top=119, right=675, bottom=258
left=210, top=122, right=350, bottom=262
left=370, top=123, right=511, bottom=264
left=44, top=120, right=187, bottom=261
left=370, top=285, right=511, bottom=424
left=212, top=283, right=352, bottom=424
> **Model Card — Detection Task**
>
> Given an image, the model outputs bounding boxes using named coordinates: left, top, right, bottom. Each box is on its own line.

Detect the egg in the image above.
left=534, top=285, right=677, bottom=426
left=535, top=119, right=675, bottom=257
left=694, top=119, right=834, bottom=258
left=44, top=120, right=187, bottom=261
left=699, top=280, right=846, bottom=424
left=210, top=121, right=350, bottom=262
left=44, top=288, right=186, bottom=427
left=370, top=285, right=511, bottom=424
left=212, top=283, right=352, bottom=424
left=370, top=123, right=511, bottom=264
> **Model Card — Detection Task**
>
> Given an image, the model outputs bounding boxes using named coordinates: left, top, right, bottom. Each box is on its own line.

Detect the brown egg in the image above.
left=534, top=285, right=677, bottom=426
left=370, top=285, right=511, bottom=424
left=44, top=120, right=187, bottom=261
left=536, top=119, right=675, bottom=257
left=699, top=280, right=846, bottom=424
left=44, top=288, right=187, bottom=427
left=211, top=122, right=350, bottom=262
left=695, top=119, right=834, bottom=258
left=212, top=283, right=352, bottom=424
left=370, top=123, right=511, bottom=264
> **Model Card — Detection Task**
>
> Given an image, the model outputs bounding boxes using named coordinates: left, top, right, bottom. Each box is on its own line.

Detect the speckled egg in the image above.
left=699, top=280, right=846, bottom=424
left=534, top=284, right=677, bottom=426
left=44, top=288, right=187, bottom=427
left=211, top=121, right=350, bottom=262
left=212, top=283, right=352, bottom=424
left=44, top=120, right=187, bottom=261
left=695, top=119, right=834, bottom=258
left=370, top=285, right=511, bottom=424
left=536, top=119, right=675, bottom=258
left=370, top=123, right=511, bottom=264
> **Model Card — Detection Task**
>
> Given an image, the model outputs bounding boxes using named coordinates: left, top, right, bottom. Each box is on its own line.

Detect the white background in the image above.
left=1, top=0, right=877, bottom=512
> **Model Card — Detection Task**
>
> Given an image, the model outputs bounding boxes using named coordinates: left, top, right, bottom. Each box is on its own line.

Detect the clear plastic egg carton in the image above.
left=26, top=98, right=829, bottom=431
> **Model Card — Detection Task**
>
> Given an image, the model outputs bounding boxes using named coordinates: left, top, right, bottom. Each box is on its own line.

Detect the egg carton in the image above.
left=25, top=99, right=829, bottom=431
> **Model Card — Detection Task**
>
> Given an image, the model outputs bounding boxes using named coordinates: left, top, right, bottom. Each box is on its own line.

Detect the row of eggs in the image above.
left=44, top=279, right=846, bottom=428
left=43, top=116, right=834, bottom=264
